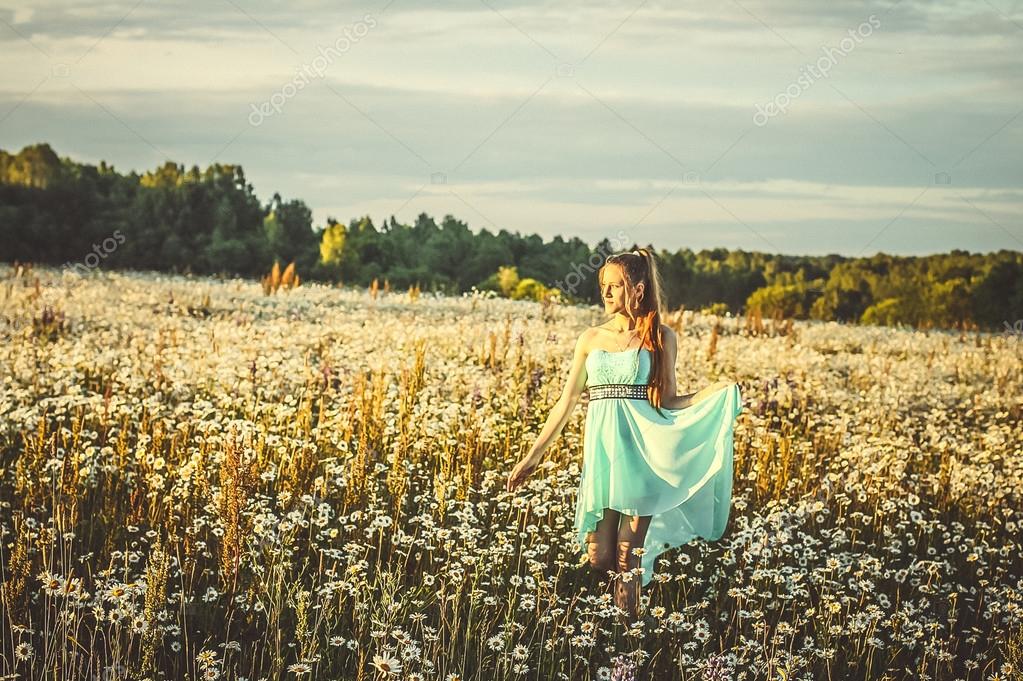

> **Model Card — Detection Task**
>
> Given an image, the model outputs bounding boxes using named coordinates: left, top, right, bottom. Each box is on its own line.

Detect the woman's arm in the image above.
left=663, top=382, right=732, bottom=410
left=659, top=326, right=696, bottom=409
left=658, top=325, right=731, bottom=409
left=506, top=330, right=591, bottom=491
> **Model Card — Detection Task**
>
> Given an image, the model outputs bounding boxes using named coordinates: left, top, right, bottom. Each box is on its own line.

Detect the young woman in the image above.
left=506, top=248, right=743, bottom=624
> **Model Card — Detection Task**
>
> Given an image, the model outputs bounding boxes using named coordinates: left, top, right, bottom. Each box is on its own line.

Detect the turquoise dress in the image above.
left=574, top=346, right=743, bottom=587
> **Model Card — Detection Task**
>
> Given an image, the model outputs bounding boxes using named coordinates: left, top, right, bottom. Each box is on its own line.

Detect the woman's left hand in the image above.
left=506, top=451, right=543, bottom=492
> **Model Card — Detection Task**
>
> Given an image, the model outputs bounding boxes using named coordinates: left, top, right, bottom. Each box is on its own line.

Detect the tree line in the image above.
left=1, top=143, right=1020, bottom=331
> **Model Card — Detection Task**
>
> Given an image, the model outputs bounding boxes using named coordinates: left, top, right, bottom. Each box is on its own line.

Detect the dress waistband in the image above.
left=587, top=383, right=650, bottom=400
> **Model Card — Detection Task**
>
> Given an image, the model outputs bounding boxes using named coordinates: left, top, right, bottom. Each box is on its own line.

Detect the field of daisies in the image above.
left=1, top=263, right=1022, bottom=681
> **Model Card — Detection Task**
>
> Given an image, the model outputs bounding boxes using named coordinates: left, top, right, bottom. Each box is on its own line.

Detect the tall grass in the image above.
left=0, top=264, right=1020, bottom=680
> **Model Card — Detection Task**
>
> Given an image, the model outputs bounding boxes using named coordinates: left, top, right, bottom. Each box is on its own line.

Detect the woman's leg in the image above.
left=615, top=514, right=652, bottom=623
left=586, top=507, right=620, bottom=579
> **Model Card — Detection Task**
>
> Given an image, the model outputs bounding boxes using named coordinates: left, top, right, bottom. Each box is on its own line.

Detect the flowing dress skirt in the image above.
left=574, top=347, right=743, bottom=587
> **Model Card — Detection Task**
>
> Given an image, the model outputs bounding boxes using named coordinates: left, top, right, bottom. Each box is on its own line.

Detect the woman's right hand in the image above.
left=506, top=451, right=543, bottom=492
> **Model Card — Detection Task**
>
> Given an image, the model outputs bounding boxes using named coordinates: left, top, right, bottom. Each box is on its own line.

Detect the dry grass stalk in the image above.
left=261, top=261, right=301, bottom=295
left=141, top=537, right=170, bottom=674
left=707, top=317, right=720, bottom=359
left=219, top=430, right=256, bottom=587
left=1, top=513, right=32, bottom=623
left=388, top=341, right=427, bottom=514
left=745, top=306, right=765, bottom=336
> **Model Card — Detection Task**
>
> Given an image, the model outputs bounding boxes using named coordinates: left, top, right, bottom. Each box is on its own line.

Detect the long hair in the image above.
left=598, top=247, right=670, bottom=418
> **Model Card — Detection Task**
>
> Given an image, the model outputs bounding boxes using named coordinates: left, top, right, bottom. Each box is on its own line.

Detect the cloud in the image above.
left=0, top=0, right=1020, bottom=255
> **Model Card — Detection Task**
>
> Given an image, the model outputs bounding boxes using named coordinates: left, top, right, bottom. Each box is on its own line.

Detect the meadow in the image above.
left=1, top=264, right=1021, bottom=681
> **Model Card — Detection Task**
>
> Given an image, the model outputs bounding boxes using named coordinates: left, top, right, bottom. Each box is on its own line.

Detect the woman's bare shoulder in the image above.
left=576, top=325, right=617, bottom=356
left=577, top=326, right=601, bottom=353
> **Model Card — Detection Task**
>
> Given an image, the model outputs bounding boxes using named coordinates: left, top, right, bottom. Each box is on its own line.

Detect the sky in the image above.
left=1, top=0, right=1021, bottom=256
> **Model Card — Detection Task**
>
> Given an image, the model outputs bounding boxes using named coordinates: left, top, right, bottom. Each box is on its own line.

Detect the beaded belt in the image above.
left=587, top=383, right=649, bottom=400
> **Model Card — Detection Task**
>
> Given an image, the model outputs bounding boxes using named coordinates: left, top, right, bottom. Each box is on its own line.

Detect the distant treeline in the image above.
left=1, top=143, right=1021, bottom=331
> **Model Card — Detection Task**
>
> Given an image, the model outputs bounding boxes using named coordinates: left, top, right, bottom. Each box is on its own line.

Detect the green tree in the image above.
left=513, top=277, right=548, bottom=301
left=497, top=265, right=519, bottom=297
left=318, top=218, right=346, bottom=281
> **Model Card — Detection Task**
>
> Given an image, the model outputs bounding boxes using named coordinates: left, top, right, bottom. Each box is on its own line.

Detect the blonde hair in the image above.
left=598, top=247, right=670, bottom=417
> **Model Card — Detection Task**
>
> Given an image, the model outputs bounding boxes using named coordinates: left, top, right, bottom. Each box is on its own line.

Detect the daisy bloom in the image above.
left=370, top=653, right=402, bottom=676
